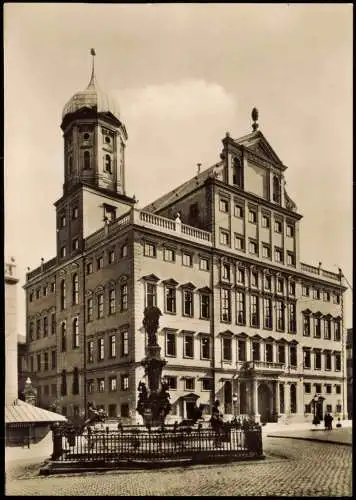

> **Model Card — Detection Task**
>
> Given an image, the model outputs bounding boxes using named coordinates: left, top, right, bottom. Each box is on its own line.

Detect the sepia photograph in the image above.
left=4, top=3, right=352, bottom=496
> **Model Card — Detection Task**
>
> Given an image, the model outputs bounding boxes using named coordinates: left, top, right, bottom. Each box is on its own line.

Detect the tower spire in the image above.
left=88, top=48, right=96, bottom=88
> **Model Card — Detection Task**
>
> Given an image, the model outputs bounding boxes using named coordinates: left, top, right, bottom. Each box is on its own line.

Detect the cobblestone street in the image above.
left=6, top=437, right=352, bottom=496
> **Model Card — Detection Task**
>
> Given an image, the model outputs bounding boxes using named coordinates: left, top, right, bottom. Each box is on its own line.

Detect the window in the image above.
left=288, top=303, right=296, bottom=333
left=109, top=335, right=116, bottom=358
left=220, top=230, right=230, bottom=246
left=164, top=248, right=175, bottom=262
left=303, top=350, right=311, bottom=369
left=84, top=150, right=90, bottom=170
left=29, top=291, right=34, bottom=303
left=223, top=337, right=232, bottom=361
left=121, top=403, right=129, bottom=418
left=109, top=289, right=116, bottom=315
left=335, top=352, right=341, bottom=371
left=72, top=318, right=79, bottom=349
left=323, top=291, right=330, bottom=302
left=324, top=318, right=331, bottom=339
left=273, top=176, right=281, bottom=204
left=72, top=206, right=79, bottom=219
left=165, top=286, right=176, bottom=314
left=51, top=350, right=56, bottom=370
left=61, top=322, right=66, bottom=352
left=249, top=240, right=257, bottom=254
left=262, top=215, right=270, bottom=228
left=36, top=318, right=41, bottom=339
left=183, top=289, right=194, bottom=317
left=86, top=262, right=93, bottom=275
left=144, top=242, right=156, bottom=258
left=265, top=344, right=273, bottom=363
left=333, top=293, right=341, bottom=305
left=303, top=314, right=311, bottom=336
left=325, top=384, right=332, bottom=394
left=200, top=294, right=210, bottom=319
left=277, top=277, right=284, bottom=294
left=120, top=282, right=128, bottom=311
left=199, top=257, right=209, bottom=271
left=183, top=335, right=194, bottom=358
left=313, top=288, right=321, bottom=300
left=166, top=332, right=176, bottom=357
left=219, top=199, right=229, bottom=212
left=98, top=378, right=105, bottom=392
left=72, top=367, right=79, bottom=395
left=98, top=338, right=104, bottom=361
left=121, top=244, right=128, bottom=258
left=97, top=256, right=104, bottom=270
left=108, top=250, right=115, bottom=264
left=274, top=220, right=282, bottom=233
left=43, top=316, right=48, bottom=337
left=286, top=224, right=294, bottom=237
left=222, top=263, right=231, bottom=281
left=264, top=298, right=273, bottom=329
left=43, top=285, right=48, bottom=297
left=287, top=252, right=295, bottom=266
left=60, top=280, right=66, bottom=310
left=61, top=370, right=67, bottom=396
left=262, top=244, right=271, bottom=258
left=233, top=157, right=243, bottom=187
left=202, top=378, right=213, bottom=391
left=314, top=316, right=321, bottom=338
left=252, top=341, right=260, bottom=361
left=251, top=270, right=258, bottom=287
left=109, top=377, right=117, bottom=392
left=278, top=344, right=285, bottom=364
left=238, top=340, right=246, bottom=361
left=335, top=385, right=341, bottom=394
left=334, top=319, right=341, bottom=341
left=325, top=351, right=332, bottom=370
left=185, top=378, right=195, bottom=391
left=72, top=238, right=79, bottom=251
left=60, top=246, right=67, bottom=258
left=146, top=282, right=157, bottom=308
left=201, top=337, right=210, bottom=359
left=121, top=331, right=129, bottom=356
left=51, top=313, right=56, bottom=335
left=248, top=209, right=257, bottom=224
left=276, top=300, right=285, bottom=331
left=288, top=281, right=296, bottom=296
left=234, top=204, right=243, bottom=218
left=302, top=285, right=310, bottom=297
left=121, top=375, right=129, bottom=391
left=87, top=297, right=93, bottom=322
left=37, top=354, right=41, bottom=372
left=72, top=273, right=79, bottom=305
left=221, top=289, right=231, bottom=322
left=60, top=215, right=66, bottom=228
left=182, top=253, right=193, bottom=267
left=275, top=247, right=283, bottom=263
left=104, top=154, right=112, bottom=173
left=166, top=377, right=177, bottom=390
left=88, top=341, right=94, bottom=363
left=97, top=293, right=104, bottom=319
left=44, top=352, right=49, bottom=371
left=315, top=383, right=322, bottom=394
left=250, top=295, right=259, bottom=328
left=236, top=292, right=245, bottom=325
left=36, top=288, right=40, bottom=299
left=264, top=274, right=271, bottom=291
left=289, top=346, right=297, bottom=367
left=304, top=383, right=311, bottom=394
left=235, top=235, right=244, bottom=251
left=237, top=268, right=245, bottom=284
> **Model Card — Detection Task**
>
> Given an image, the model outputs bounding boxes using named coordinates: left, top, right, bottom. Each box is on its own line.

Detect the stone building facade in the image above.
left=24, top=57, right=347, bottom=424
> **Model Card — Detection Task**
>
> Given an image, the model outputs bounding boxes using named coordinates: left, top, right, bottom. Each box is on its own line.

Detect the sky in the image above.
left=4, top=3, right=353, bottom=334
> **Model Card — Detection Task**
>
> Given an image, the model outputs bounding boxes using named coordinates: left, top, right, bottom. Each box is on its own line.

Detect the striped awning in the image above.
left=5, top=399, right=67, bottom=424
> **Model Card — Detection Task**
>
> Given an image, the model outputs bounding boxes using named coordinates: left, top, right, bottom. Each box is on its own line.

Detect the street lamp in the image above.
left=232, top=393, right=238, bottom=417
left=312, top=393, right=319, bottom=424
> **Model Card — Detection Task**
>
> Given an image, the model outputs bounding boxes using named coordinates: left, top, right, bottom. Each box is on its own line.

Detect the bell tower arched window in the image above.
left=273, top=175, right=281, bottom=204
left=104, top=154, right=112, bottom=174
left=232, top=158, right=243, bottom=187
left=83, top=150, right=90, bottom=170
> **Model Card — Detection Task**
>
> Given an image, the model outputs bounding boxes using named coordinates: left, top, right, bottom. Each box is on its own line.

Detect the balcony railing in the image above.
left=300, top=262, right=340, bottom=282
left=236, top=361, right=286, bottom=372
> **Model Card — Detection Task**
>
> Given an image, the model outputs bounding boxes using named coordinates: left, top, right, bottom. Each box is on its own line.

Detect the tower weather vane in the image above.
left=251, top=107, right=259, bottom=131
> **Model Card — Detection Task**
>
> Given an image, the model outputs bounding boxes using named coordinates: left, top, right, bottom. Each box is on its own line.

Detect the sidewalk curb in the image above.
left=267, top=434, right=352, bottom=446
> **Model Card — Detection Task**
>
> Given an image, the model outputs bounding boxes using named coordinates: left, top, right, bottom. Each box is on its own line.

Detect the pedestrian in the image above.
left=328, top=413, right=334, bottom=430
left=324, top=413, right=329, bottom=431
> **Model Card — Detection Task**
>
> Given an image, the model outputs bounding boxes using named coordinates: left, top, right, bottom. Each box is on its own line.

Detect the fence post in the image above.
left=51, top=424, right=63, bottom=460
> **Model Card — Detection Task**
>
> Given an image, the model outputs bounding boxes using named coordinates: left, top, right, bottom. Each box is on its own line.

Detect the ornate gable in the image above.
left=235, top=131, right=284, bottom=167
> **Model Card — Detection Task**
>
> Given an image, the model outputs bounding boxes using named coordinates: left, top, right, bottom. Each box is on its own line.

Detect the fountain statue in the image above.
left=136, top=306, right=171, bottom=426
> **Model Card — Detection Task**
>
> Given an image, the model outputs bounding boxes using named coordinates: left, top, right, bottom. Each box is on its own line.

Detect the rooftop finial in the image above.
left=251, top=107, right=259, bottom=131
left=88, top=48, right=96, bottom=88
left=197, top=163, right=202, bottom=175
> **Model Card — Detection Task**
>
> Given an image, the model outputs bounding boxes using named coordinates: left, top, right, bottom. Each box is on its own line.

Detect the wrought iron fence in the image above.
left=51, top=424, right=263, bottom=464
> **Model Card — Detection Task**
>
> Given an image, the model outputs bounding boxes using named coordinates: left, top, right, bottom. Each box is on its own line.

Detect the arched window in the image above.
left=60, top=280, right=66, bottom=310
left=83, top=150, right=90, bottom=170
left=233, top=158, right=243, bottom=187
left=61, top=369, right=67, bottom=396
left=61, top=321, right=67, bottom=352
left=72, top=273, right=79, bottom=305
left=72, top=367, right=79, bottom=395
left=273, top=175, right=281, bottom=204
left=105, top=154, right=112, bottom=173
left=290, top=384, right=297, bottom=414
left=72, top=317, right=79, bottom=349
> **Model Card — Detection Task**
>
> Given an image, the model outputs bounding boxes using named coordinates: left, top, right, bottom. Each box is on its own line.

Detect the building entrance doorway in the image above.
left=186, top=402, right=196, bottom=420
left=258, top=383, right=272, bottom=423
